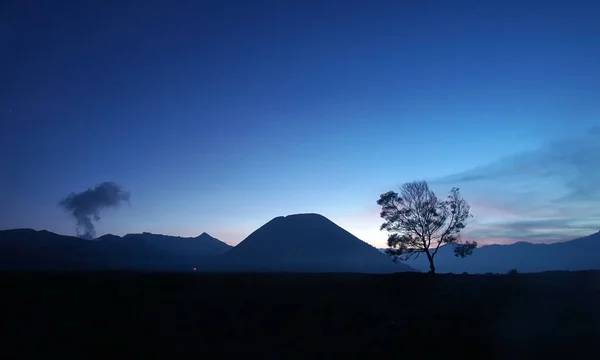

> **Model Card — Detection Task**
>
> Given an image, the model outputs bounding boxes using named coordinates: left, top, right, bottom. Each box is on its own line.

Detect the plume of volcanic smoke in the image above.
left=59, top=182, right=130, bottom=239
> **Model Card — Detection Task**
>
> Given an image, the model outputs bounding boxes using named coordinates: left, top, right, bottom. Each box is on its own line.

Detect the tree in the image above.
left=377, top=181, right=477, bottom=274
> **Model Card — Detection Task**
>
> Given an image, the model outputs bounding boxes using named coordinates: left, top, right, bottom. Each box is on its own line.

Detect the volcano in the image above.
left=221, top=213, right=415, bottom=273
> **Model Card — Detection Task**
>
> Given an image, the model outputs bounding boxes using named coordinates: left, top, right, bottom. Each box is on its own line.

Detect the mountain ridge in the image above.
left=122, top=231, right=232, bottom=258
left=3, top=223, right=598, bottom=274
left=378, top=230, right=600, bottom=273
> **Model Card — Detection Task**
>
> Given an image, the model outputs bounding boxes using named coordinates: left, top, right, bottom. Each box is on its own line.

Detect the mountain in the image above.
left=0, top=229, right=172, bottom=270
left=122, top=232, right=232, bottom=257
left=219, top=213, right=415, bottom=273
left=385, top=231, right=600, bottom=273
left=0, top=229, right=229, bottom=271
left=2, top=220, right=414, bottom=273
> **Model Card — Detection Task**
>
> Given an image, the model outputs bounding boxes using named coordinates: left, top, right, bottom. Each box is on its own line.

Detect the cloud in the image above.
left=59, top=182, right=130, bottom=239
left=432, top=126, right=600, bottom=244
left=436, top=126, right=600, bottom=196
left=465, top=217, right=600, bottom=244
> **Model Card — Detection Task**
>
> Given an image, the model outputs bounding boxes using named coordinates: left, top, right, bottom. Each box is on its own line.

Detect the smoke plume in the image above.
left=59, top=182, right=130, bottom=239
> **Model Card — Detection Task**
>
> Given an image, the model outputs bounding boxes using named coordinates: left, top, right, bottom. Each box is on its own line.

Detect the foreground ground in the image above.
left=2, top=271, right=599, bottom=359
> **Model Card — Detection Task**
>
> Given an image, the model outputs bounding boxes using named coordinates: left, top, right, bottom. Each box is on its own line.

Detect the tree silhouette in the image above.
left=377, top=181, right=476, bottom=274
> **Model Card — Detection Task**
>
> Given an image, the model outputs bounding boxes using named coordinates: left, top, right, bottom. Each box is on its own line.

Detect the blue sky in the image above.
left=1, top=0, right=599, bottom=247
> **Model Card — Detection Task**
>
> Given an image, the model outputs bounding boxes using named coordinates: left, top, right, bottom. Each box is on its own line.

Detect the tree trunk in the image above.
left=425, top=250, right=436, bottom=275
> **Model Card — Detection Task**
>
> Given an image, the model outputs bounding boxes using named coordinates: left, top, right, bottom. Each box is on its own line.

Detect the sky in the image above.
left=1, top=0, right=599, bottom=248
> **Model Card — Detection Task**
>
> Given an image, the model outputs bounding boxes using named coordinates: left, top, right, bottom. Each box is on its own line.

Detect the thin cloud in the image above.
left=433, top=126, right=600, bottom=244
left=436, top=126, right=600, bottom=198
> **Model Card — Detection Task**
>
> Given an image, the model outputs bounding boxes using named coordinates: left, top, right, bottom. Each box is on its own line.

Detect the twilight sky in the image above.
left=1, top=0, right=599, bottom=247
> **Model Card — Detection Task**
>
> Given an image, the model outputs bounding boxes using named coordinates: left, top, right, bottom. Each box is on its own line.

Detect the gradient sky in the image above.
left=2, top=0, right=599, bottom=247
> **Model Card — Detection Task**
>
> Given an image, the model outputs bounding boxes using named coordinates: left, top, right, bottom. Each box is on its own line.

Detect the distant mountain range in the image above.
left=0, top=214, right=413, bottom=273
left=380, top=231, right=600, bottom=274
left=2, top=216, right=598, bottom=274
left=121, top=232, right=232, bottom=257
left=0, top=229, right=231, bottom=271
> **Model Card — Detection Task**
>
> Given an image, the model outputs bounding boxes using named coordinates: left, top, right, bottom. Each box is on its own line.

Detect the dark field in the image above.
left=2, top=271, right=600, bottom=359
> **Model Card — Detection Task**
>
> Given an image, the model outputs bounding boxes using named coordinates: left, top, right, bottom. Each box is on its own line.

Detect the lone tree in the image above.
left=377, top=180, right=476, bottom=274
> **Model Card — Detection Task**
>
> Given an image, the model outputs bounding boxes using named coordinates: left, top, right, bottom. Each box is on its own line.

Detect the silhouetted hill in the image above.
left=221, top=213, right=415, bottom=273
left=0, top=229, right=204, bottom=271
left=390, top=231, right=600, bottom=273
left=0, top=229, right=158, bottom=270
left=122, top=232, right=232, bottom=257
left=96, top=234, right=122, bottom=242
